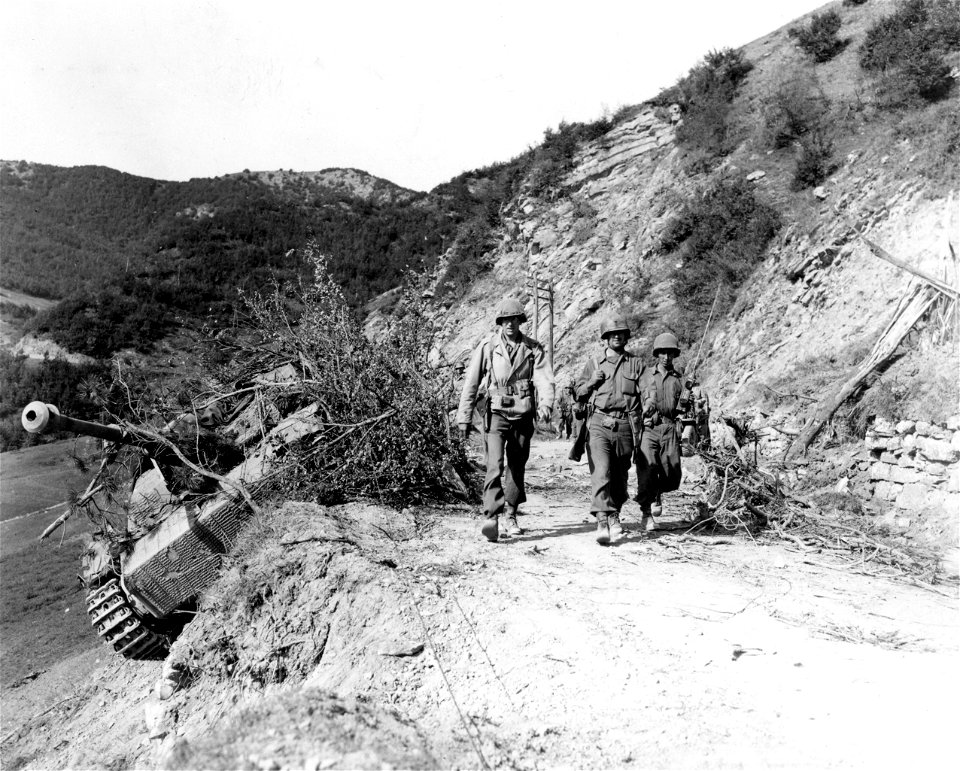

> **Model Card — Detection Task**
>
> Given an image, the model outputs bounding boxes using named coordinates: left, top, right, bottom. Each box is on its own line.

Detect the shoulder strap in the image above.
left=485, top=333, right=499, bottom=388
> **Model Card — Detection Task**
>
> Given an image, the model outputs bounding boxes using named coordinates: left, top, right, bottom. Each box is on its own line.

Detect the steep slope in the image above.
left=432, top=0, right=958, bottom=538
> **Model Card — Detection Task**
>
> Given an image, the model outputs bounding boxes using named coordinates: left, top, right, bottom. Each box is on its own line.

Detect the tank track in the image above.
left=86, top=578, right=169, bottom=659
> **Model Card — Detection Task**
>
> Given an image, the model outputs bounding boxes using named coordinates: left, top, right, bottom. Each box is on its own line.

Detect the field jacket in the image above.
left=639, top=363, right=684, bottom=424
left=574, top=349, right=647, bottom=417
left=456, top=332, right=555, bottom=425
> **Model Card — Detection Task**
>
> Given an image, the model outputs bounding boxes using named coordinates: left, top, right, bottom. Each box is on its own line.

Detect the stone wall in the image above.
left=861, top=416, right=960, bottom=514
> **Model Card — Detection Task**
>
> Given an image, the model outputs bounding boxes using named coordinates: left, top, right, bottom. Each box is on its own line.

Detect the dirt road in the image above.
left=3, top=438, right=958, bottom=770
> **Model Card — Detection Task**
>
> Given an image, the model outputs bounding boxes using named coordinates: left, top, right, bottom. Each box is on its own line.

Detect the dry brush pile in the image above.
left=65, top=245, right=477, bottom=544
left=692, top=439, right=945, bottom=587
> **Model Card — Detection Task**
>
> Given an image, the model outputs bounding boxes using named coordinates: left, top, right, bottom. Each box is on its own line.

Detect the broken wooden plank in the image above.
left=787, top=284, right=939, bottom=459
left=862, top=237, right=960, bottom=300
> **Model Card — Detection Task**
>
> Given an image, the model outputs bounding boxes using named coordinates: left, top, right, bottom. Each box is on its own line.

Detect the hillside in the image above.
left=2, top=1, right=959, bottom=769
left=427, top=0, right=959, bottom=546
left=0, top=161, right=459, bottom=357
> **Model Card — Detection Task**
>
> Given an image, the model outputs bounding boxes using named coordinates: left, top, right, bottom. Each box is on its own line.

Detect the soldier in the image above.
left=635, top=332, right=684, bottom=523
left=575, top=317, right=647, bottom=546
left=457, top=297, right=555, bottom=541
left=555, top=383, right=574, bottom=439
left=679, top=375, right=711, bottom=455
left=690, top=377, right=711, bottom=450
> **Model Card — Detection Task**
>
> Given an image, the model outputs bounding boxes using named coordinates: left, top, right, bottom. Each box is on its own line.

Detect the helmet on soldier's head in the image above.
left=494, top=297, right=528, bottom=325
left=653, top=332, right=681, bottom=355
left=600, top=317, right=632, bottom=340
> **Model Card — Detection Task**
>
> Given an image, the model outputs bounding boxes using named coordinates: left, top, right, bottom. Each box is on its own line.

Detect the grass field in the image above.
left=1, top=439, right=97, bottom=522
left=1, top=440, right=100, bottom=685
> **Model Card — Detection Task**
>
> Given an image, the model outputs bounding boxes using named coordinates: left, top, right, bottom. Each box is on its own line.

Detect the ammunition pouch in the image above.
left=490, top=381, right=534, bottom=417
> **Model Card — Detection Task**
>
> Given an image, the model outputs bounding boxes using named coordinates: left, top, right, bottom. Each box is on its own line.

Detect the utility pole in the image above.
left=528, top=273, right=555, bottom=369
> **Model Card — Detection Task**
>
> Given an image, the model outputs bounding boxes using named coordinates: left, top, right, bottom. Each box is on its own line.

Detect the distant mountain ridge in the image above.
left=0, top=160, right=424, bottom=301
left=228, top=167, right=419, bottom=205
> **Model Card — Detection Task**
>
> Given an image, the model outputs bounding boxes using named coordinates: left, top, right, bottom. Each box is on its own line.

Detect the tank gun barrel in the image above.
left=22, top=401, right=133, bottom=444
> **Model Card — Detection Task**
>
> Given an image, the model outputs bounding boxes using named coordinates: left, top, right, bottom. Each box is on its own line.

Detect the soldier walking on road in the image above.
left=457, top=297, right=555, bottom=542
left=575, top=318, right=647, bottom=546
left=556, top=384, right=574, bottom=439
left=635, top=332, right=684, bottom=526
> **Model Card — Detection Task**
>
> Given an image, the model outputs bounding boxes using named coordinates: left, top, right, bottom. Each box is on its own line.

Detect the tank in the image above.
left=21, top=367, right=320, bottom=659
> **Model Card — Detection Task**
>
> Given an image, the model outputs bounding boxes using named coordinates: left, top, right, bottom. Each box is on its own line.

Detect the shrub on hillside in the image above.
left=859, top=0, right=960, bottom=105
left=761, top=71, right=838, bottom=189
left=793, top=131, right=836, bottom=189
left=526, top=117, right=614, bottom=200
left=657, top=175, right=781, bottom=341
left=761, top=71, right=832, bottom=149
left=435, top=216, right=497, bottom=301
left=842, top=0, right=869, bottom=6
left=789, top=10, right=849, bottom=63
left=655, top=48, right=754, bottom=171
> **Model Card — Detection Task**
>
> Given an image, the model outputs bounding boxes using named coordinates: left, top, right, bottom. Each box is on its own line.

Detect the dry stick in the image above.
left=787, top=283, right=938, bottom=459
left=688, top=284, right=722, bottom=378
left=761, top=384, right=817, bottom=403
left=862, top=237, right=960, bottom=300
left=39, top=446, right=117, bottom=541
left=38, top=485, right=104, bottom=541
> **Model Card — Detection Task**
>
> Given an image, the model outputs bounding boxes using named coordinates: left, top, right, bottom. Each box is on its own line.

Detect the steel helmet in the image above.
left=653, top=332, right=681, bottom=354
left=600, top=317, right=632, bottom=340
left=495, top=298, right=528, bottom=324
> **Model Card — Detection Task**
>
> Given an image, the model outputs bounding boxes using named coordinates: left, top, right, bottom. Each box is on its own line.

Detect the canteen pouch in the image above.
left=490, top=381, right=533, bottom=416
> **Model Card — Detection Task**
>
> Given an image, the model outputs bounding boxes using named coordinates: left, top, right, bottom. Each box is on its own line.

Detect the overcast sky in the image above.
left=1, top=0, right=828, bottom=192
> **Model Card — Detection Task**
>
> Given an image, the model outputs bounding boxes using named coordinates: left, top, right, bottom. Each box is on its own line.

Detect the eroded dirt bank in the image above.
left=3, top=438, right=958, bottom=770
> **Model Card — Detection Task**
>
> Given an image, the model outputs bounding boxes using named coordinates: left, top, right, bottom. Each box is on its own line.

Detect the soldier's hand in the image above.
left=537, top=405, right=552, bottom=423
left=587, top=370, right=606, bottom=389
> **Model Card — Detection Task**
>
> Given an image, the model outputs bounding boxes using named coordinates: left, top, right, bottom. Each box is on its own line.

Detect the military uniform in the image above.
left=556, top=387, right=574, bottom=439
left=577, top=351, right=645, bottom=516
left=575, top=317, right=646, bottom=545
left=635, top=361, right=684, bottom=510
left=457, top=302, right=554, bottom=541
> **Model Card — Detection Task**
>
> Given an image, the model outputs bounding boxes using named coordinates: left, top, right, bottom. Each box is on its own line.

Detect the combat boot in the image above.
left=481, top=516, right=499, bottom=542
left=638, top=502, right=651, bottom=537
left=608, top=512, right=623, bottom=543
left=504, top=505, right=523, bottom=536
left=595, top=513, right=610, bottom=546
left=650, top=494, right=663, bottom=517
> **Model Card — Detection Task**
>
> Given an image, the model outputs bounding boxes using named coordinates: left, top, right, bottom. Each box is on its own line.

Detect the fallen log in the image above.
left=787, top=283, right=939, bottom=459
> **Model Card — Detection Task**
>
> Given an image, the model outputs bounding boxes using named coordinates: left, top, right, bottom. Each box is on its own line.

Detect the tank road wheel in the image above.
left=86, top=578, right=168, bottom=659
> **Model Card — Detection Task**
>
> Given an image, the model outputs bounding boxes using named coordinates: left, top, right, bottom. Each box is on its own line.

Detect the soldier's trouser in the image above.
left=483, top=412, right=534, bottom=517
left=635, top=422, right=682, bottom=505
left=697, top=417, right=712, bottom=450
left=587, top=414, right=634, bottom=513
left=558, top=413, right=572, bottom=438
